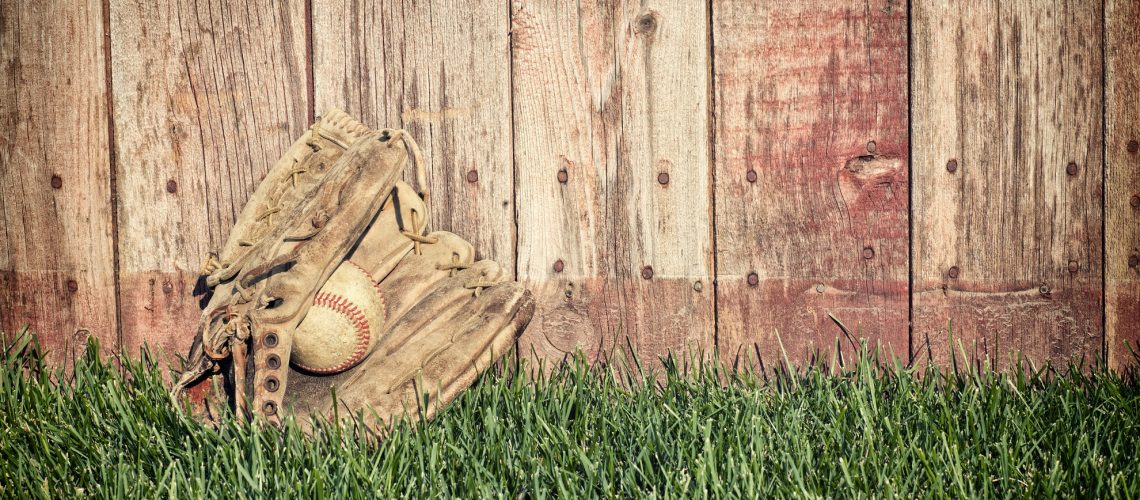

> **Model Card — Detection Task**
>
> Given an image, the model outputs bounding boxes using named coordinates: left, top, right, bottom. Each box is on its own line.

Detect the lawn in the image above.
left=1, top=331, right=1138, bottom=498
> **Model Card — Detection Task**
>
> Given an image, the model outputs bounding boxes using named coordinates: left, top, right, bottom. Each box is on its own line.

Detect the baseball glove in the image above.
left=172, top=110, right=534, bottom=429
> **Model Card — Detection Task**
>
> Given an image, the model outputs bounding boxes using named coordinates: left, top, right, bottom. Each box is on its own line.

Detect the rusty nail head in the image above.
left=948, top=266, right=960, bottom=279
left=466, top=170, right=479, bottom=183
left=657, top=172, right=669, bottom=185
left=1039, top=284, right=1050, bottom=295
left=266, top=354, right=281, bottom=369
left=1130, top=195, right=1140, bottom=208
left=67, top=280, right=79, bottom=293
left=265, top=376, right=280, bottom=392
left=1128, top=139, right=1139, bottom=154
left=553, top=259, right=564, bottom=273
left=166, top=179, right=178, bottom=193
left=866, top=141, right=877, bottom=154
left=264, top=332, right=279, bottom=348
left=641, top=266, right=654, bottom=280
left=162, top=281, right=173, bottom=294
left=862, top=247, right=875, bottom=259
left=51, top=175, right=62, bottom=189
left=557, top=170, right=568, bottom=184
left=1129, top=254, right=1140, bottom=268
left=1067, top=260, right=1079, bottom=274
left=747, top=272, right=759, bottom=287
left=263, top=401, right=278, bottom=416
left=946, top=159, right=958, bottom=173
left=692, top=280, right=703, bottom=292
left=746, top=170, right=758, bottom=183
left=1066, top=162, right=1078, bottom=176
left=815, top=284, right=825, bottom=293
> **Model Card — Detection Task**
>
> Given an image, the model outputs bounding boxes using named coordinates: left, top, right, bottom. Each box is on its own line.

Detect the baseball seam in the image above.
left=293, top=292, right=371, bottom=374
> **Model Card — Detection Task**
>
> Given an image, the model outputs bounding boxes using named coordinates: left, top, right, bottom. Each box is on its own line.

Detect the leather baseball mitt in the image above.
left=172, top=110, right=534, bottom=430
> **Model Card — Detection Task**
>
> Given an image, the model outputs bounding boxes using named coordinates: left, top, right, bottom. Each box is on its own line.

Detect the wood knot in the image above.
left=634, top=13, right=658, bottom=36
left=838, top=154, right=902, bottom=209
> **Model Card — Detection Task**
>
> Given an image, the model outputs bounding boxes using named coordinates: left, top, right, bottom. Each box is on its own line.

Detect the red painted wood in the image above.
left=1107, top=0, right=1140, bottom=370
left=912, top=1, right=1103, bottom=370
left=1, top=1, right=118, bottom=364
left=713, top=0, right=910, bottom=368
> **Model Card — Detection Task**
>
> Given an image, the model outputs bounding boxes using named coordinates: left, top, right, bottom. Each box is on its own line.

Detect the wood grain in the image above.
left=1106, top=0, right=1140, bottom=370
left=512, top=0, right=714, bottom=366
left=0, top=1, right=118, bottom=364
left=110, top=0, right=308, bottom=361
left=312, top=0, right=515, bottom=269
left=713, top=0, right=910, bottom=368
left=912, top=1, right=1103, bottom=369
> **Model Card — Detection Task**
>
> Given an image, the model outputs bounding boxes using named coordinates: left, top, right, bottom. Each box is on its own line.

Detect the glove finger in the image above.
left=207, top=110, right=373, bottom=287
left=373, top=231, right=475, bottom=333
left=346, top=180, right=427, bottom=280
left=375, top=260, right=508, bottom=356
left=327, top=282, right=534, bottom=427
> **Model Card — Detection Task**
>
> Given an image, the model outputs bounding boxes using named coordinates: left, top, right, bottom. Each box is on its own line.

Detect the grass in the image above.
left=1, top=330, right=1138, bottom=499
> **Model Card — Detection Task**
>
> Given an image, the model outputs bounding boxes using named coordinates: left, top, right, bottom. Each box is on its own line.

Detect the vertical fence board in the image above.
left=0, top=2, right=118, bottom=363
left=1106, top=0, right=1140, bottom=370
left=110, top=0, right=308, bottom=360
left=312, top=0, right=515, bottom=269
left=713, top=1, right=910, bottom=366
left=512, top=0, right=713, bottom=364
left=912, top=2, right=1103, bottom=368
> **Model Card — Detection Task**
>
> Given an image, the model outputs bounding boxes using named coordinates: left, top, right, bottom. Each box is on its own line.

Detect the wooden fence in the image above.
left=2, top=0, right=1137, bottom=371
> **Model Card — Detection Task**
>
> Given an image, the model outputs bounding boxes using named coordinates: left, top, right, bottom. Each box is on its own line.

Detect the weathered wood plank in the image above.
left=110, top=0, right=308, bottom=361
left=1106, top=0, right=1140, bottom=370
left=713, top=0, right=910, bottom=367
left=0, top=1, right=118, bottom=364
left=912, top=2, right=1103, bottom=368
left=512, top=0, right=714, bottom=365
left=312, top=0, right=514, bottom=269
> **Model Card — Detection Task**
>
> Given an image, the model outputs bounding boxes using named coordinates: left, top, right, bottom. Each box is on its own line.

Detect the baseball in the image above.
left=291, top=262, right=385, bottom=374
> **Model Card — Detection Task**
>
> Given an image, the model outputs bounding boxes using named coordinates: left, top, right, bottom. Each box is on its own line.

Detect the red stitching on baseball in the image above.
left=294, top=291, right=370, bottom=374
left=348, top=259, right=387, bottom=316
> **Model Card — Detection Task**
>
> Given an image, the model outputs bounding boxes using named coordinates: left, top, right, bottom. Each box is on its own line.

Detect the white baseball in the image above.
left=291, top=262, right=385, bottom=374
